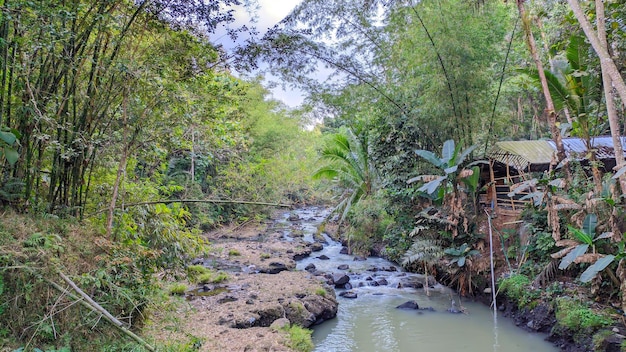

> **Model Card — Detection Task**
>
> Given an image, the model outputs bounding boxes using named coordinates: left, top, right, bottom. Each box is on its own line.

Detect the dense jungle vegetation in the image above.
left=1, top=0, right=626, bottom=350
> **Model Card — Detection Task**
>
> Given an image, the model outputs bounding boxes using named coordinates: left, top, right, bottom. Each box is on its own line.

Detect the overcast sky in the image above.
left=213, top=0, right=306, bottom=107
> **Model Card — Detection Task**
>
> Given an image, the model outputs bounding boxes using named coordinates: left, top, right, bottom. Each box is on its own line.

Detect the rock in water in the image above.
left=337, top=264, right=349, bottom=270
left=447, top=300, right=461, bottom=314
left=333, top=273, right=350, bottom=286
left=339, top=291, right=358, bottom=299
left=310, top=243, right=324, bottom=252
left=396, top=300, right=420, bottom=309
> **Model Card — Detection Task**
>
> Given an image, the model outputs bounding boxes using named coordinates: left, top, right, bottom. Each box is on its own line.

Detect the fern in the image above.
left=402, top=238, right=444, bottom=268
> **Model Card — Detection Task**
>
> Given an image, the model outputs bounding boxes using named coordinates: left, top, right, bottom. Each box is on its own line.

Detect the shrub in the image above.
left=211, top=272, right=229, bottom=283
left=315, top=288, right=327, bottom=297
left=186, top=264, right=210, bottom=282
left=228, top=249, right=241, bottom=256
left=498, top=274, right=540, bottom=308
left=283, top=325, right=314, bottom=352
left=556, top=298, right=611, bottom=330
left=168, top=283, right=187, bottom=295
left=196, top=271, right=228, bottom=284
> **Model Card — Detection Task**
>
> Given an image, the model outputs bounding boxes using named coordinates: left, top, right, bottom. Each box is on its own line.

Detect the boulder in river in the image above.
left=317, top=254, right=330, bottom=260
left=309, top=243, right=324, bottom=252
left=397, top=276, right=425, bottom=289
left=333, top=273, right=350, bottom=286
left=304, top=263, right=316, bottom=272
left=292, top=247, right=312, bottom=260
left=396, top=300, right=419, bottom=309
left=339, top=291, right=358, bottom=299
left=340, top=247, right=349, bottom=254
left=337, top=264, right=350, bottom=270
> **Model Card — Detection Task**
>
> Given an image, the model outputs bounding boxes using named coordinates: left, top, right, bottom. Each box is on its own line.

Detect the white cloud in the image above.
left=211, top=1, right=305, bottom=107
left=257, top=0, right=300, bottom=24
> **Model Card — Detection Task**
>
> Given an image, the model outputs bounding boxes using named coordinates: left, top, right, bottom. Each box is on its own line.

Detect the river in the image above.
left=280, top=206, right=559, bottom=352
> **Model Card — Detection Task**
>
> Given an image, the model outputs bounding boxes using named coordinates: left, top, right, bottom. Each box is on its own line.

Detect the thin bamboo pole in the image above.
left=485, top=208, right=497, bottom=313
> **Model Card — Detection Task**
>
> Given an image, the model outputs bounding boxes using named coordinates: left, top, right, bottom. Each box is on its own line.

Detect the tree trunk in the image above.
left=517, top=0, right=569, bottom=179
left=107, top=93, right=129, bottom=239
left=595, top=0, right=626, bottom=194
left=567, top=0, right=626, bottom=104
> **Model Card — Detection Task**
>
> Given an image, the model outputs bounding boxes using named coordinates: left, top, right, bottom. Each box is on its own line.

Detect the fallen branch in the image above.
left=58, top=272, right=125, bottom=327
left=89, top=198, right=292, bottom=217
left=44, top=272, right=156, bottom=351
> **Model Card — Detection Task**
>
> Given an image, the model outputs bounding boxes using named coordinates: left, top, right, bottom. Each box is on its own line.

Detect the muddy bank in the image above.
left=476, top=293, right=625, bottom=352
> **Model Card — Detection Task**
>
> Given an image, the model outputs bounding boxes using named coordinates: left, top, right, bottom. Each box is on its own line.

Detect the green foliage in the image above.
left=556, top=298, right=611, bottom=330
left=228, top=249, right=241, bottom=256
left=0, top=274, right=5, bottom=317
left=282, top=325, right=314, bottom=352
left=169, top=283, right=187, bottom=296
left=186, top=265, right=210, bottom=283
left=408, top=139, right=477, bottom=198
left=498, top=274, right=540, bottom=308
left=114, top=203, right=207, bottom=275
left=402, top=238, right=444, bottom=269
left=314, top=288, right=327, bottom=297
left=197, top=271, right=228, bottom=285
left=314, top=127, right=378, bottom=222
left=0, top=127, right=20, bottom=166
left=0, top=178, right=24, bottom=205
left=444, top=243, right=479, bottom=268
left=559, top=214, right=599, bottom=270
left=344, top=193, right=394, bottom=256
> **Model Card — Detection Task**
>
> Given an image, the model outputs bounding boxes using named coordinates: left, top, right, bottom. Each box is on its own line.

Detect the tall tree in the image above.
left=517, top=0, right=569, bottom=176
left=595, top=0, right=626, bottom=194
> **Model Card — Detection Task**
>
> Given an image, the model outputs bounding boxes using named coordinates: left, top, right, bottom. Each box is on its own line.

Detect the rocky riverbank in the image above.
left=146, top=209, right=338, bottom=351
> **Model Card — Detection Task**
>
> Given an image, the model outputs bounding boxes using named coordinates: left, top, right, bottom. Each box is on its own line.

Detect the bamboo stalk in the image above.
left=45, top=276, right=155, bottom=352
left=58, top=272, right=124, bottom=327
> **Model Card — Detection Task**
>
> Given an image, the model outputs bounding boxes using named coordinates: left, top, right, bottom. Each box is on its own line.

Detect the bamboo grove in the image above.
left=0, top=0, right=317, bottom=222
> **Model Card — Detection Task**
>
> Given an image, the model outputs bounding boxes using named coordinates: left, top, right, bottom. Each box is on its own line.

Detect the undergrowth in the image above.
left=498, top=274, right=540, bottom=309
left=283, top=325, right=314, bottom=352
left=0, top=209, right=208, bottom=351
left=555, top=298, right=611, bottom=331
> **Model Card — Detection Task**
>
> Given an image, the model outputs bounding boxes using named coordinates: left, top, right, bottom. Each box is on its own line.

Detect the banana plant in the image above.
left=0, top=126, right=20, bottom=166
left=555, top=214, right=614, bottom=280
left=407, top=139, right=478, bottom=197
left=445, top=243, right=479, bottom=268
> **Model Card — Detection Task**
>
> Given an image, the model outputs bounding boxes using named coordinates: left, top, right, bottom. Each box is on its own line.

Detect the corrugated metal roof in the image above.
left=489, top=136, right=626, bottom=171
left=489, top=140, right=555, bottom=171
left=548, top=136, right=626, bottom=160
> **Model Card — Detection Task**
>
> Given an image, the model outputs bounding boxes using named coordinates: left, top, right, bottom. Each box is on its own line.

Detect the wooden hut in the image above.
left=483, top=140, right=554, bottom=215
left=481, top=137, right=626, bottom=216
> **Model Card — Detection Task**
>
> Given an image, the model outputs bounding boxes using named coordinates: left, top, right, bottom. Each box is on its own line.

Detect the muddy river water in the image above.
left=281, top=207, right=559, bottom=352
